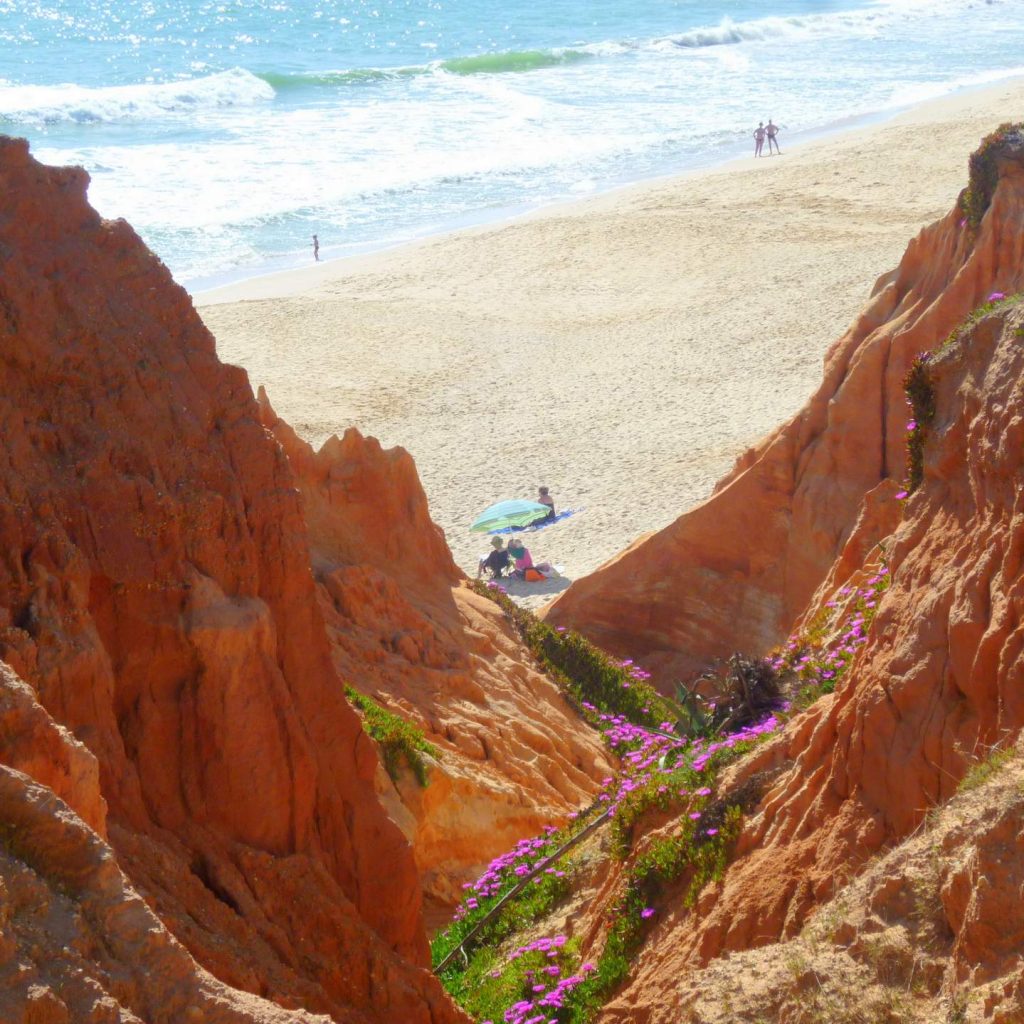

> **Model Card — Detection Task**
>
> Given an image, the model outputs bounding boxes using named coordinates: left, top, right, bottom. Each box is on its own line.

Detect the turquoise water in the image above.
left=2, top=0, right=1022, bottom=287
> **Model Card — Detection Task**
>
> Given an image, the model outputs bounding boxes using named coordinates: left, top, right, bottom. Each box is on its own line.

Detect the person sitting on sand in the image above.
left=508, top=538, right=553, bottom=578
left=765, top=119, right=781, bottom=155
left=476, top=536, right=511, bottom=579
left=753, top=122, right=766, bottom=157
left=534, top=486, right=556, bottom=524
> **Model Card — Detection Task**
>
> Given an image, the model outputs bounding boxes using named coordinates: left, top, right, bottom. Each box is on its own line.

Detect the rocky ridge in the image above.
left=596, top=290, right=1024, bottom=1020
left=256, top=394, right=611, bottom=917
left=0, top=130, right=611, bottom=1021
left=545, top=130, right=1024, bottom=691
left=428, top=130, right=1024, bottom=1024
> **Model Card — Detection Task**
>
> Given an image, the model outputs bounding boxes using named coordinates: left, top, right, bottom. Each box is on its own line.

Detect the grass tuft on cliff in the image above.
left=468, top=579, right=682, bottom=730
left=344, top=685, right=438, bottom=786
left=958, top=121, right=1024, bottom=228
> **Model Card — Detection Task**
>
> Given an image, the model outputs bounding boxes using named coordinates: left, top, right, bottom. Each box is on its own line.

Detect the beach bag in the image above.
left=524, top=568, right=545, bottom=582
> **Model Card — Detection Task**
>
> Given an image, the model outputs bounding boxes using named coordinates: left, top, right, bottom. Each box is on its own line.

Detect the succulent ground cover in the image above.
left=343, top=685, right=439, bottom=785
left=445, top=549, right=905, bottom=1022
left=432, top=708, right=777, bottom=1024
left=437, top=584, right=790, bottom=1023
left=769, top=562, right=891, bottom=708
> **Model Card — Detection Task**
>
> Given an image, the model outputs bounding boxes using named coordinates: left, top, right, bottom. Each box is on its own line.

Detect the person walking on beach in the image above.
left=753, top=122, right=766, bottom=157
left=312, top=234, right=320, bottom=262
left=765, top=119, right=781, bottom=155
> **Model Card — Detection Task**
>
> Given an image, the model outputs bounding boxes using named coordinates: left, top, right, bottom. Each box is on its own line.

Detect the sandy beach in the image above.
left=197, top=78, right=1024, bottom=607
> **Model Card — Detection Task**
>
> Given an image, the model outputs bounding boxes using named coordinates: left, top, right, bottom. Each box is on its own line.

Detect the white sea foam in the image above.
left=9, top=0, right=1021, bottom=285
left=0, top=67, right=273, bottom=125
left=882, top=65, right=1024, bottom=111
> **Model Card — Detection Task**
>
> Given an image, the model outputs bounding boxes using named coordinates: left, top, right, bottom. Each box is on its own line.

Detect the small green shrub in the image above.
left=958, top=122, right=1024, bottom=228
left=344, top=685, right=438, bottom=786
left=957, top=745, right=1017, bottom=793
left=903, top=354, right=936, bottom=494
left=688, top=653, right=784, bottom=736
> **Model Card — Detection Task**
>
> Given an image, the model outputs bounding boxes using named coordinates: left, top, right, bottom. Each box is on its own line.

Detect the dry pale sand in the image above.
left=197, top=79, right=1024, bottom=608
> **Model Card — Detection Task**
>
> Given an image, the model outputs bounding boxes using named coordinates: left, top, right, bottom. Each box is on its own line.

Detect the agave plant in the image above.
left=677, top=653, right=785, bottom=737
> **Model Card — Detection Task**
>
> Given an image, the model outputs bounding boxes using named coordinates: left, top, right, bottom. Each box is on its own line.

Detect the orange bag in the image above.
left=524, top=568, right=545, bottom=582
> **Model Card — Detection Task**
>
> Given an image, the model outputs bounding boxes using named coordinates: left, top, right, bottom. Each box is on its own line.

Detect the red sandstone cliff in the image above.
left=257, top=397, right=611, bottom=919
left=601, top=283, right=1024, bottom=1024
left=557, top=135, right=1024, bottom=1021
left=545, top=134, right=1024, bottom=689
left=0, top=660, right=335, bottom=1024
left=0, top=136, right=466, bottom=1023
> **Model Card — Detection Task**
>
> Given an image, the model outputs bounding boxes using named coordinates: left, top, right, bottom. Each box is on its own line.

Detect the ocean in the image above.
left=2, top=0, right=1022, bottom=290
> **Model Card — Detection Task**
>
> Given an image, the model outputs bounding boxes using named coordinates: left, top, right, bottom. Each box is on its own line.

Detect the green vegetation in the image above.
left=563, top=807, right=743, bottom=1023
left=766, top=558, right=891, bottom=712
left=941, top=290, right=1024, bottom=353
left=608, top=733, right=762, bottom=860
left=438, top=584, right=785, bottom=1023
left=468, top=579, right=682, bottom=730
left=343, top=685, right=439, bottom=786
left=431, top=815, right=594, bottom=977
left=445, top=935, right=583, bottom=1024
left=958, top=121, right=1024, bottom=229
left=903, top=354, right=936, bottom=495
left=957, top=744, right=1017, bottom=793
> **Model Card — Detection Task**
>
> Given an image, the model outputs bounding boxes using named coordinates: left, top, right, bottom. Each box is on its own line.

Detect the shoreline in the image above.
left=192, top=73, right=1023, bottom=306
left=197, top=76, right=1024, bottom=606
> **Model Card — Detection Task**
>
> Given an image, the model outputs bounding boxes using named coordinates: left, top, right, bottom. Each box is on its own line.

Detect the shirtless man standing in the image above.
left=765, top=119, right=781, bottom=155
left=753, top=122, right=766, bottom=157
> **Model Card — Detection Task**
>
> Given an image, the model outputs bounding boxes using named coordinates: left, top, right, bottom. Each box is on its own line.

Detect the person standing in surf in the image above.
left=312, top=234, right=320, bottom=262
left=753, top=122, right=766, bottom=157
left=765, top=120, right=781, bottom=155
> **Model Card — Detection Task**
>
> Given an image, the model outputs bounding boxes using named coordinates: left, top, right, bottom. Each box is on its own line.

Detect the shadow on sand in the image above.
left=496, top=573, right=572, bottom=601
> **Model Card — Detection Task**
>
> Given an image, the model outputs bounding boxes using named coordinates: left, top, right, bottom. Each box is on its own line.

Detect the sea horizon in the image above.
left=3, top=0, right=1023, bottom=291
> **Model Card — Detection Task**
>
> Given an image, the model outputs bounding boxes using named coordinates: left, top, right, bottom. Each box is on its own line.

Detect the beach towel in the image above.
left=488, top=508, right=582, bottom=535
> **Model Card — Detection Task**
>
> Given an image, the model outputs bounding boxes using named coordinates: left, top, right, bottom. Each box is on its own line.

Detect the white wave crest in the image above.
left=0, top=68, right=274, bottom=125
left=643, top=0, right=1006, bottom=54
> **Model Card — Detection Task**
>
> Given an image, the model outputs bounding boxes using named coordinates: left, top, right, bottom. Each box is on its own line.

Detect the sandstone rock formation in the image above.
left=545, top=134, right=1024, bottom=689
left=0, top=135, right=466, bottom=1023
left=606, top=740, right=1024, bottom=1024
left=565, top=140, right=1024, bottom=1020
left=257, top=395, right=612, bottom=919
left=0, top=665, right=333, bottom=1024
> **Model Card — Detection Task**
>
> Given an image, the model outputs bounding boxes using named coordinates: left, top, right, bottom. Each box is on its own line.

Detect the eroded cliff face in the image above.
left=0, top=661, right=334, bottom=1024
left=606, top=740, right=1024, bottom=1024
left=545, top=138, right=1024, bottom=689
left=257, top=396, right=612, bottom=918
left=0, top=136, right=466, bottom=1023
left=575, top=143, right=1024, bottom=1021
